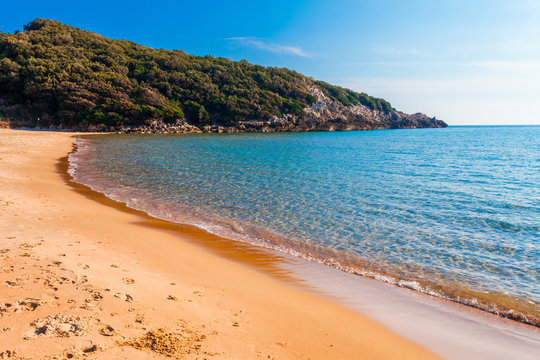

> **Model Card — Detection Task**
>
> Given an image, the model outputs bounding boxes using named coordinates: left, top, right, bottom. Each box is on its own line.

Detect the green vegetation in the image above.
left=0, top=19, right=393, bottom=129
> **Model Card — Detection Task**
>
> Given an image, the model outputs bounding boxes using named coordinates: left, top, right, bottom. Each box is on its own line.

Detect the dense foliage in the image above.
left=0, top=19, right=393, bottom=129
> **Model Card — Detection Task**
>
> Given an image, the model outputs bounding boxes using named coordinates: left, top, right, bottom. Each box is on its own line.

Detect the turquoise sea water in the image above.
left=70, top=126, right=540, bottom=325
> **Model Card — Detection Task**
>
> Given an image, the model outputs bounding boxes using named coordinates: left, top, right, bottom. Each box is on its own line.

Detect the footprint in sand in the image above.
left=135, top=314, right=145, bottom=324
left=4, top=278, right=23, bottom=288
left=0, top=350, right=17, bottom=359
left=114, top=293, right=133, bottom=302
left=87, top=290, right=103, bottom=302
left=82, top=344, right=100, bottom=354
left=122, top=278, right=135, bottom=284
left=0, top=298, right=45, bottom=313
left=99, top=325, right=116, bottom=337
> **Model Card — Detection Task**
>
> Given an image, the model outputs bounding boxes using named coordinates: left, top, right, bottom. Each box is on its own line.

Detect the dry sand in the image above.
left=0, top=129, right=440, bottom=359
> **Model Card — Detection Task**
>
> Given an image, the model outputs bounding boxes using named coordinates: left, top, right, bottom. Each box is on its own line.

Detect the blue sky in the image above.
left=2, top=0, right=539, bottom=125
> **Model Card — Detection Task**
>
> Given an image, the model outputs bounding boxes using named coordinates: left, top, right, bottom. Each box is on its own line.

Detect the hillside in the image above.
left=0, top=19, right=447, bottom=132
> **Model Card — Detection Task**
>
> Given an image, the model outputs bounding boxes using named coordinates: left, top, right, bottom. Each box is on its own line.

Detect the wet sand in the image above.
left=0, top=129, right=440, bottom=359
left=283, top=258, right=540, bottom=360
left=60, top=138, right=540, bottom=359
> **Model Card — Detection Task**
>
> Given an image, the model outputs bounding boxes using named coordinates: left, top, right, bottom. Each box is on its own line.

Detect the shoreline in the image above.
left=65, top=133, right=540, bottom=359
left=2, top=129, right=539, bottom=359
left=0, top=129, right=441, bottom=359
left=68, top=133, right=539, bottom=329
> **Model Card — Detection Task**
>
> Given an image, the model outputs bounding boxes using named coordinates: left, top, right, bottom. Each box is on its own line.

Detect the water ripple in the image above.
left=70, top=126, right=540, bottom=326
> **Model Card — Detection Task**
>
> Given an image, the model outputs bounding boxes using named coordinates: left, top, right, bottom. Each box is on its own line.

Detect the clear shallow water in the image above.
left=70, top=126, right=540, bottom=325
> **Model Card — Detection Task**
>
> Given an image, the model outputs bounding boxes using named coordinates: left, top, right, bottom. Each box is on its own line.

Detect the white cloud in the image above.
left=226, top=37, right=311, bottom=57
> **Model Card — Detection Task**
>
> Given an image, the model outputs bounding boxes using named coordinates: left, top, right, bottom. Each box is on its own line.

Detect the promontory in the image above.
left=0, top=19, right=447, bottom=133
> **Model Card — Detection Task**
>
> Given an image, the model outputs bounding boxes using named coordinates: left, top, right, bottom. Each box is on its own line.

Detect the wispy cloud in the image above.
left=226, top=37, right=311, bottom=57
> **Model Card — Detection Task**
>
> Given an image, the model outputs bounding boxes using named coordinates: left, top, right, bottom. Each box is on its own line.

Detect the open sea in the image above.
left=69, top=126, right=539, bottom=326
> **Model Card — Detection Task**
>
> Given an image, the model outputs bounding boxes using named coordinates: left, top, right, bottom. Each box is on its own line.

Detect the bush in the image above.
left=0, top=19, right=394, bottom=129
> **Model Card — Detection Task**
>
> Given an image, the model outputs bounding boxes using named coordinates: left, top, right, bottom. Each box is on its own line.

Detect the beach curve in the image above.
left=0, top=129, right=441, bottom=359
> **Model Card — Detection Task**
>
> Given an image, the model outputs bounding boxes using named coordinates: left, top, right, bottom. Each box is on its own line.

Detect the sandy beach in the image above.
left=0, top=129, right=441, bottom=359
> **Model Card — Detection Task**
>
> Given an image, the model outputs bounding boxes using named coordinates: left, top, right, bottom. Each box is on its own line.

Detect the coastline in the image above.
left=0, top=129, right=440, bottom=359
left=68, top=132, right=539, bottom=329
left=68, top=134, right=540, bottom=359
